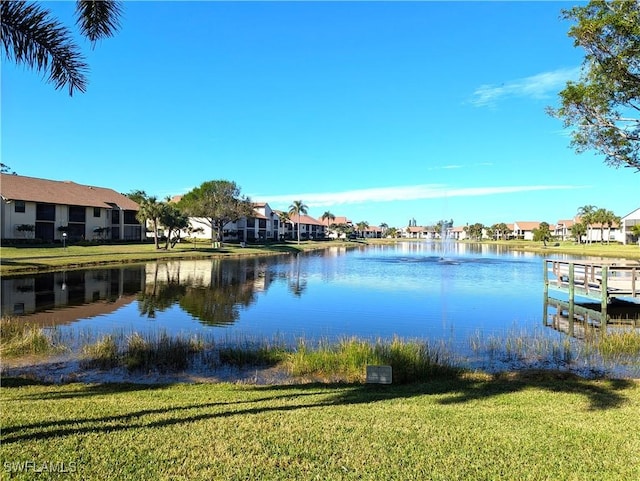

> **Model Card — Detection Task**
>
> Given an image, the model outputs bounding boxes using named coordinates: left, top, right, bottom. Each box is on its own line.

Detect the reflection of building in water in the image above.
left=1, top=267, right=145, bottom=320
left=12, top=295, right=138, bottom=327
left=544, top=298, right=640, bottom=339
left=144, top=259, right=274, bottom=292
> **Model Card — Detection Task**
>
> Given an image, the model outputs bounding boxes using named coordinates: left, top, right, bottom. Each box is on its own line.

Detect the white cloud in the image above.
left=427, top=162, right=493, bottom=171
left=255, top=184, right=586, bottom=209
left=471, top=67, right=580, bottom=108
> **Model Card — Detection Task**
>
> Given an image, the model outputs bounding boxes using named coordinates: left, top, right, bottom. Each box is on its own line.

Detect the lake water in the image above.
left=3, top=242, right=639, bottom=376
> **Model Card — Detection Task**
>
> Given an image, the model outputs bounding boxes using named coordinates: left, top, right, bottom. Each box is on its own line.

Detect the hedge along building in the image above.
left=0, top=174, right=143, bottom=243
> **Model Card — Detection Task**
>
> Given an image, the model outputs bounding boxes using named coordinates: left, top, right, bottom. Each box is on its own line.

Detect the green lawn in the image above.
left=482, top=240, right=640, bottom=260
left=1, top=373, right=639, bottom=480
left=0, top=240, right=361, bottom=276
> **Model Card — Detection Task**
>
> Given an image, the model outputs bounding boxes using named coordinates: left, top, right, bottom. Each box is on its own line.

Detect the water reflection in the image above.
left=1, top=257, right=282, bottom=327
left=2, top=244, right=638, bottom=344
left=1, top=268, right=145, bottom=325
left=545, top=297, right=640, bottom=339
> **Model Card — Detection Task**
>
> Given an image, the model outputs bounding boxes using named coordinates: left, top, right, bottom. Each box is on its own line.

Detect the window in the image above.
left=36, top=203, right=55, bottom=221
left=69, top=205, right=86, bottom=223
left=123, top=210, right=138, bottom=224
left=93, top=207, right=101, bottom=218
left=258, top=219, right=266, bottom=229
left=14, top=200, right=25, bottom=213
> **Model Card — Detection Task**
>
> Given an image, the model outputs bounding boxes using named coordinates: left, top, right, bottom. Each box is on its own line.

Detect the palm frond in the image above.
left=75, top=0, right=122, bottom=44
left=1, top=1, right=88, bottom=95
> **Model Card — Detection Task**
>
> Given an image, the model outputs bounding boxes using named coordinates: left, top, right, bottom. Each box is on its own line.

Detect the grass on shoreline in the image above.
left=1, top=372, right=639, bottom=480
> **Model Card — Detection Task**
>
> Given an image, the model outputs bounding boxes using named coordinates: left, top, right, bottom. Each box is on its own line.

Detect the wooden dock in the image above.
left=544, top=259, right=640, bottom=324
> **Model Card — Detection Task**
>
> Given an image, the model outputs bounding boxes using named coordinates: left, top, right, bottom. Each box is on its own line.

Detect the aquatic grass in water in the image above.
left=0, top=317, right=62, bottom=357
left=217, top=338, right=288, bottom=367
left=123, top=332, right=206, bottom=372
left=287, top=337, right=458, bottom=383
left=81, top=335, right=119, bottom=370
left=470, top=328, right=576, bottom=370
left=596, top=329, right=640, bottom=362
left=5, top=313, right=639, bottom=381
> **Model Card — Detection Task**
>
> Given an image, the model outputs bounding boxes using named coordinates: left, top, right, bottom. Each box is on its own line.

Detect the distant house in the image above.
left=621, top=207, right=640, bottom=245
left=402, top=226, right=428, bottom=239
left=449, top=226, right=467, bottom=241
left=319, top=215, right=353, bottom=239
left=0, top=174, right=142, bottom=242
left=360, top=225, right=383, bottom=239
left=554, top=218, right=576, bottom=241
left=513, top=221, right=543, bottom=241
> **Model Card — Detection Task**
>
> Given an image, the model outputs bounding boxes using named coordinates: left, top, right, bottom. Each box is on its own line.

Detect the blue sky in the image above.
left=3, top=1, right=638, bottom=228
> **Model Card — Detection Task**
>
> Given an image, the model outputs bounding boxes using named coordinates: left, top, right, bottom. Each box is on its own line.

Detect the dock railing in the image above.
left=544, top=260, right=639, bottom=299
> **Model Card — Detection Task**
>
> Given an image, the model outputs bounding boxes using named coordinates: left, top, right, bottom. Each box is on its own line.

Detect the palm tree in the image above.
left=356, top=221, right=369, bottom=239
left=288, top=200, right=308, bottom=245
left=136, top=196, right=164, bottom=249
left=593, top=208, right=609, bottom=243
left=571, top=221, right=587, bottom=243
left=632, top=225, right=640, bottom=246
left=603, top=210, right=620, bottom=244
left=379, top=223, right=388, bottom=238
left=278, top=211, right=291, bottom=241
left=1, top=0, right=122, bottom=95
left=321, top=211, right=335, bottom=239
left=577, top=205, right=596, bottom=244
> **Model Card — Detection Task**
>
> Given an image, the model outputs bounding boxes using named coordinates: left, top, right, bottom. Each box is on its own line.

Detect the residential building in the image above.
left=621, top=207, right=640, bottom=245
left=0, top=174, right=143, bottom=242
left=449, top=226, right=467, bottom=241
left=169, top=199, right=282, bottom=243
left=319, top=215, right=352, bottom=239
left=513, top=221, right=544, bottom=241
left=282, top=212, right=326, bottom=240
left=554, top=218, right=576, bottom=241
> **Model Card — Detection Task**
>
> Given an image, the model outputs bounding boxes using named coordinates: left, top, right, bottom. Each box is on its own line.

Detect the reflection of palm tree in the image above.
left=179, top=259, right=259, bottom=326
left=138, top=282, right=186, bottom=318
left=138, top=264, right=186, bottom=318
left=288, top=254, right=307, bottom=297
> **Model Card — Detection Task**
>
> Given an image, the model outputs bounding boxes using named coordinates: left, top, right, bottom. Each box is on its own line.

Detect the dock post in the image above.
left=568, top=261, right=575, bottom=307
left=542, top=261, right=549, bottom=326
left=601, top=265, right=608, bottom=329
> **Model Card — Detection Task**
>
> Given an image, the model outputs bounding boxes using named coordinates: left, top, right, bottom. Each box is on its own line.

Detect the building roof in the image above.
left=556, top=219, right=575, bottom=228
left=514, top=221, right=541, bottom=231
left=319, top=215, right=352, bottom=226
left=289, top=213, right=324, bottom=226
left=0, top=174, right=139, bottom=210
